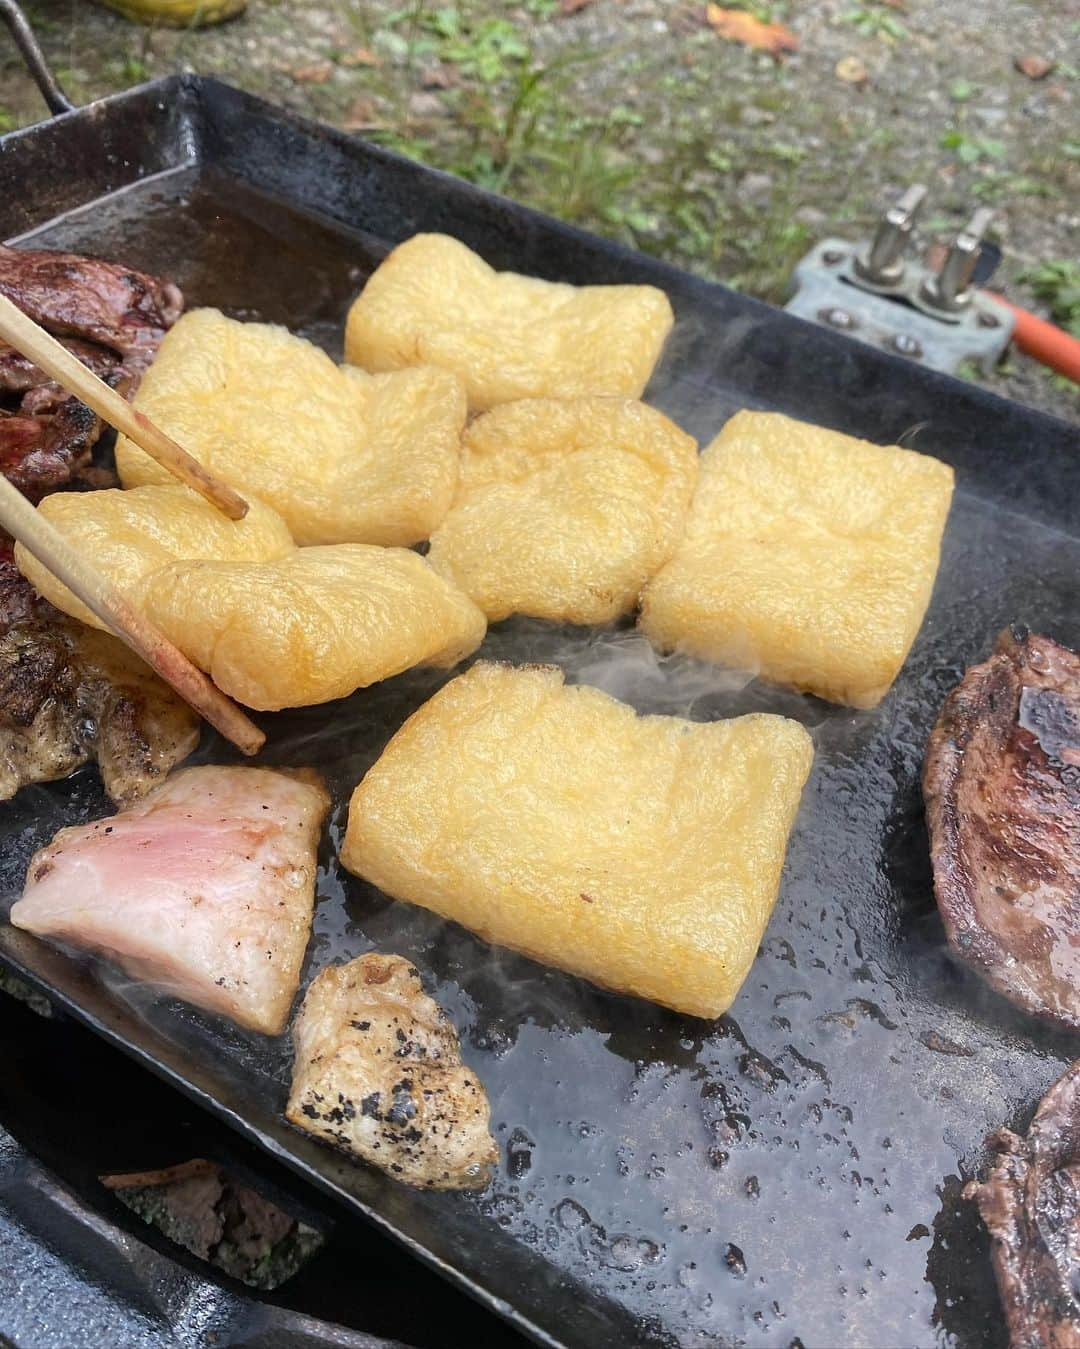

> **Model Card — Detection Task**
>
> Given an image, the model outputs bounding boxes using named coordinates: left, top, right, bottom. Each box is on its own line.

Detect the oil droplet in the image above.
left=554, top=1198, right=590, bottom=1232
left=608, top=1235, right=642, bottom=1271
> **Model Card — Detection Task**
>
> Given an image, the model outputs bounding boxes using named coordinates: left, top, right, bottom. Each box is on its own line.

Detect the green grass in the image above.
left=1020, top=260, right=1080, bottom=337
left=939, top=129, right=1007, bottom=165
left=838, top=5, right=907, bottom=41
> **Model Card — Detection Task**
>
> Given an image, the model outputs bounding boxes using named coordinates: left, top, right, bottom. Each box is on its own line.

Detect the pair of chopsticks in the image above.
left=0, top=293, right=265, bottom=755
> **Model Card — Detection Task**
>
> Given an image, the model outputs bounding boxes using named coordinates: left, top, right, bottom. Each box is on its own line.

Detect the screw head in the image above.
left=977, top=310, right=1001, bottom=329
left=819, top=306, right=856, bottom=329
left=822, top=249, right=845, bottom=266
left=889, top=332, right=923, bottom=358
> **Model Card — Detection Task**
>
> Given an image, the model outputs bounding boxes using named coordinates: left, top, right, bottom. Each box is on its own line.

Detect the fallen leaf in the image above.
left=560, top=0, right=596, bottom=11
left=705, top=4, right=798, bottom=56
left=835, top=55, right=868, bottom=85
left=290, top=62, right=333, bottom=84
left=1015, top=54, right=1055, bottom=80
left=339, top=46, right=380, bottom=68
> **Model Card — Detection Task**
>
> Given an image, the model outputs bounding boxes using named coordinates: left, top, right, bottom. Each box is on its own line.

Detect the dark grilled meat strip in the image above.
left=0, top=337, right=121, bottom=409
left=0, top=247, right=182, bottom=498
left=0, top=600, right=200, bottom=805
left=923, top=626, right=1080, bottom=1032
left=0, top=538, right=40, bottom=636
left=965, top=1061, right=1080, bottom=1349
left=0, top=245, right=183, bottom=374
left=0, top=398, right=104, bottom=502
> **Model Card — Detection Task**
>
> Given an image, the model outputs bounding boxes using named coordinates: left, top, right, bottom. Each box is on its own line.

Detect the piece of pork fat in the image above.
left=923, top=625, right=1080, bottom=1032
left=10, top=766, right=330, bottom=1035
left=966, top=1060, right=1080, bottom=1349
left=287, top=953, right=497, bottom=1190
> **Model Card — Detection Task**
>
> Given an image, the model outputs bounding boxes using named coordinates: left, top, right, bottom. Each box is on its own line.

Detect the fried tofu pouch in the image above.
left=115, top=308, right=467, bottom=546
left=342, top=662, right=813, bottom=1019
left=344, top=233, right=674, bottom=412
left=639, top=411, right=955, bottom=708
left=141, top=545, right=487, bottom=711
left=15, top=484, right=294, bottom=630
left=427, top=398, right=699, bottom=624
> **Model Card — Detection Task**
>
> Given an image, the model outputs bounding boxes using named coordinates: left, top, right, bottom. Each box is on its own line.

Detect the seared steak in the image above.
left=0, top=398, right=104, bottom=502
left=966, top=1060, right=1080, bottom=1349
left=923, top=625, right=1079, bottom=1032
left=0, top=599, right=200, bottom=805
left=0, top=245, right=183, bottom=372
left=0, top=337, right=121, bottom=409
left=0, top=246, right=183, bottom=497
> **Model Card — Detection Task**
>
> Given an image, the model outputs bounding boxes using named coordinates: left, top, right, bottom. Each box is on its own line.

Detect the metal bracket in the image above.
left=786, top=236, right=1014, bottom=375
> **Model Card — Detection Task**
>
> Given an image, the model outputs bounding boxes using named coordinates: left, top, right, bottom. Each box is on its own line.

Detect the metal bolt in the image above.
left=977, top=310, right=1000, bottom=329
left=822, top=249, right=845, bottom=265
left=889, top=333, right=923, bottom=358
left=854, top=182, right=928, bottom=286
left=819, top=306, right=856, bottom=329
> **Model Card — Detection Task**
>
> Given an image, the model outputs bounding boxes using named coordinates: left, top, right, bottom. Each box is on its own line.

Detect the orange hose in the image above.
left=993, top=297, right=1080, bottom=385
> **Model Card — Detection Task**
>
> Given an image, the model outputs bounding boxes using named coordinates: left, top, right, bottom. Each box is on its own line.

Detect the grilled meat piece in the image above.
left=965, top=1060, right=1080, bottom=1349
left=0, top=337, right=121, bottom=411
left=287, top=953, right=497, bottom=1190
left=0, top=246, right=182, bottom=497
left=0, top=537, right=40, bottom=635
left=923, top=626, right=1080, bottom=1031
left=0, top=245, right=183, bottom=374
left=10, top=767, right=330, bottom=1034
left=0, top=398, right=104, bottom=501
left=0, top=601, right=200, bottom=804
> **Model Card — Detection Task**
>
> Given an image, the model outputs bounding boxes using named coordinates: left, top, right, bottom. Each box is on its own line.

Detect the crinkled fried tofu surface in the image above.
left=15, top=484, right=293, bottom=630
left=342, top=662, right=813, bottom=1019
left=427, top=397, right=698, bottom=624
left=11, top=766, right=330, bottom=1035
left=287, top=953, right=497, bottom=1190
left=142, top=545, right=487, bottom=711
left=639, top=411, right=955, bottom=708
left=115, top=308, right=466, bottom=546
left=344, top=233, right=674, bottom=412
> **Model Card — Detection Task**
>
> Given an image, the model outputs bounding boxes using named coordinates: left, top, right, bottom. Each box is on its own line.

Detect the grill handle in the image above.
left=0, top=0, right=74, bottom=115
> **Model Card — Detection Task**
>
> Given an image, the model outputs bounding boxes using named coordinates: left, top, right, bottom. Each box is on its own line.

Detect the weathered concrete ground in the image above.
left=2, top=0, right=1077, bottom=418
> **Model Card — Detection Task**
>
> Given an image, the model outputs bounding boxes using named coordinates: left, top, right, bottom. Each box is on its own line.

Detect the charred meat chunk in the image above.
left=0, top=245, right=183, bottom=497
left=0, top=397, right=104, bottom=502
left=923, top=626, right=1080, bottom=1031
left=287, top=953, right=497, bottom=1190
left=0, top=537, right=40, bottom=635
left=0, top=244, right=183, bottom=373
left=0, top=336, right=122, bottom=411
left=0, top=599, right=200, bottom=804
left=966, top=1060, right=1080, bottom=1349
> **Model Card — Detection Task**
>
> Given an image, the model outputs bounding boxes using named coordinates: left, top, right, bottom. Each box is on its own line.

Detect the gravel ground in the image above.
left=2, top=0, right=1076, bottom=413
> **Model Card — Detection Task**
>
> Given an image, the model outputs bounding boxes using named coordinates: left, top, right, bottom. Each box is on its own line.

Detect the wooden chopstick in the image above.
left=0, top=292, right=248, bottom=521
left=0, top=474, right=265, bottom=756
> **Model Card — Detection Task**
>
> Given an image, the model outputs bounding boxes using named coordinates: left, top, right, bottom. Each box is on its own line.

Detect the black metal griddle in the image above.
left=0, top=68, right=1077, bottom=1349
